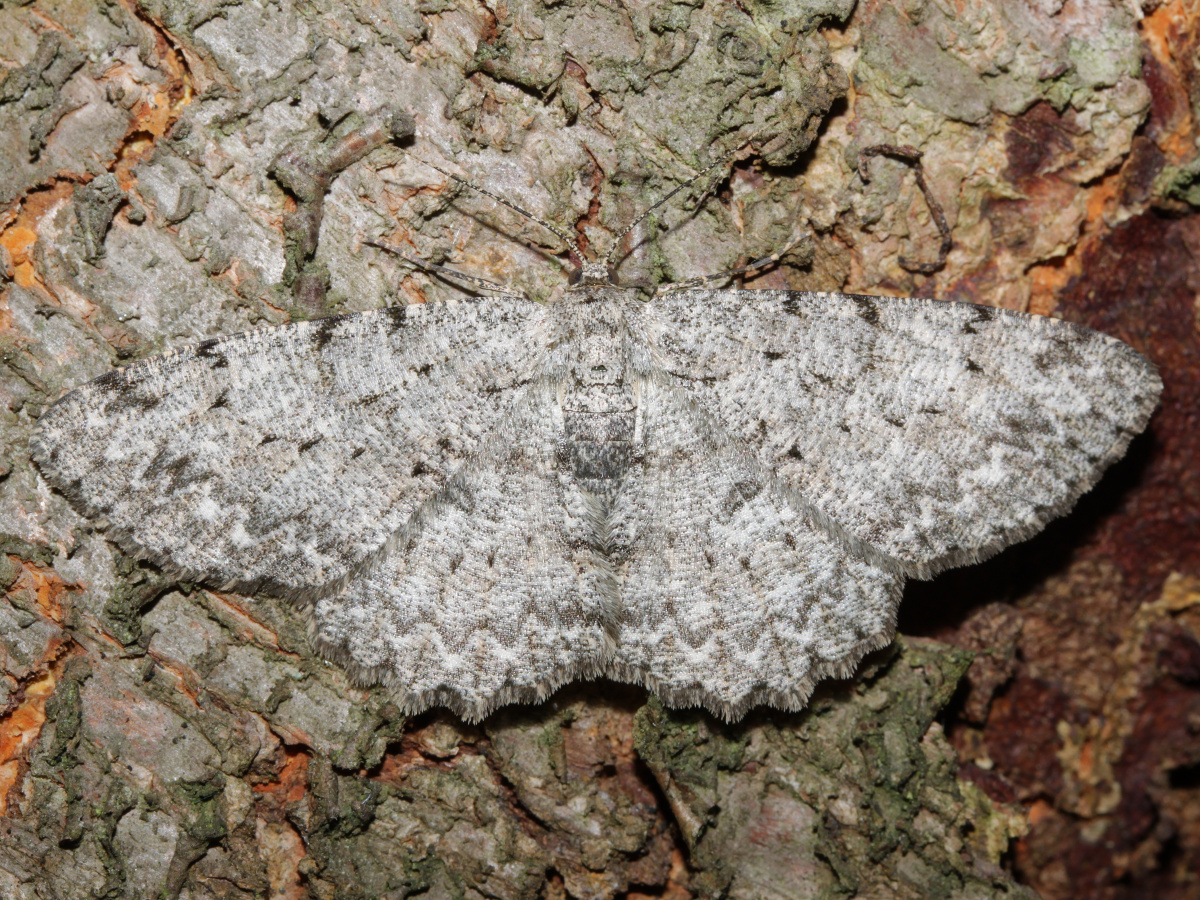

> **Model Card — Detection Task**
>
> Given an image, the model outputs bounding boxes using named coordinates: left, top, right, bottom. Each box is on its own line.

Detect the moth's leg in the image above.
left=653, top=231, right=809, bottom=295
left=271, top=107, right=415, bottom=312
left=413, top=158, right=586, bottom=265
left=605, top=148, right=745, bottom=269
left=366, top=239, right=529, bottom=300
left=857, top=143, right=951, bottom=275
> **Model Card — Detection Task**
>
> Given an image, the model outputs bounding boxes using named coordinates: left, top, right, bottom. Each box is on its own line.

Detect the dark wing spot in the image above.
left=966, top=358, right=984, bottom=374
left=93, top=369, right=126, bottom=391
left=416, top=363, right=432, bottom=376
left=739, top=556, right=751, bottom=571
left=963, top=305, right=996, bottom=334
left=787, top=444, right=804, bottom=460
left=486, top=551, right=496, bottom=568
left=411, top=460, right=430, bottom=477
left=384, top=305, right=407, bottom=332
left=117, top=391, right=164, bottom=412
left=195, top=339, right=228, bottom=368
left=353, top=392, right=388, bottom=407
left=350, top=447, right=366, bottom=460
left=298, top=437, right=323, bottom=453
left=884, top=415, right=905, bottom=428
left=763, top=350, right=784, bottom=361
left=1033, top=350, right=1061, bottom=374
left=853, top=296, right=880, bottom=327
left=146, top=450, right=206, bottom=493
left=839, top=423, right=851, bottom=434
left=704, top=550, right=715, bottom=568
left=448, top=554, right=462, bottom=574
left=1000, top=414, right=1030, bottom=435
left=311, top=318, right=340, bottom=351
left=554, top=442, right=571, bottom=469
left=919, top=406, right=942, bottom=415
left=208, top=390, right=229, bottom=410
left=438, top=437, right=452, bottom=451
left=260, top=435, right=281, bottom=446
left=782, top=295, right=806, bottom=317
left=164, top=456, right=201, bottom=492
left=734, top=480, right=760, bottom=500
left=143, top=447, right=173, bottom=481
left=783, top=533, right=796, bottom=549
left=94, top=370, right=160, bottom=411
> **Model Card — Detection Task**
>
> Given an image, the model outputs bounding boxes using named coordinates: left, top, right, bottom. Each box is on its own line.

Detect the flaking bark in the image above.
left=2, top=0, right=1196, bottom=898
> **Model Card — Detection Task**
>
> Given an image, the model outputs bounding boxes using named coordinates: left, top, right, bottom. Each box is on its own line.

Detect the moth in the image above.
left=31, top=148, right=1161, bottom=721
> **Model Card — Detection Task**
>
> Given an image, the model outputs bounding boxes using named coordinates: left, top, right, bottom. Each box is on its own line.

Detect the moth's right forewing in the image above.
left=31, top=300, right=547, bottom=597
left=650, top=289, right=1161, bottom=578
left=606, top=374, right=903, bottom=720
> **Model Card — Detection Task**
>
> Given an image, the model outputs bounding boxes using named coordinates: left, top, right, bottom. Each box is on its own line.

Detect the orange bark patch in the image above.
left=252, top=749, right=310, bottom=900
left=107, top=5, right=193, bottom=182
left=1027, top=257, right=1073, bottom=318
left=1, top=226, right=38, bottom=289
left=1027, top=797, right=1054, bottom=827
left=0, top=182, right=77, bottom=299
left=253, top=746, right=310, bottom=804
left=0, top=670, right=58, bottom=815
left=5, top=557, right=72, bottom=624
left=27, top=563, right=69, bottom=623
left=1140, top=0, right=1199, bottom=160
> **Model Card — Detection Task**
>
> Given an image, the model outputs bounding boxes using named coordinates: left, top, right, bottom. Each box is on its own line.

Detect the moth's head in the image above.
left=569, top=261, right=618, bottom=287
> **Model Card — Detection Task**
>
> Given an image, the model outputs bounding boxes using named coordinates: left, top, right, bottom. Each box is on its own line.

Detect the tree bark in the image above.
left=1, top=0, right=1197, bottom=898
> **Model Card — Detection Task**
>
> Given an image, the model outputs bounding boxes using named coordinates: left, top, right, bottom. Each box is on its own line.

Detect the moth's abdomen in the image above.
left=563, top=407, right=636, bottom=505
left=554, top=297, right=641, bottom=508
left=560, top=380, right=637, bottom=508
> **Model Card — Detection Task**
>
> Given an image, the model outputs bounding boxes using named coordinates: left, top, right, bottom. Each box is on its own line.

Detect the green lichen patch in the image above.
left=634, top=638, right=1032, bottom=899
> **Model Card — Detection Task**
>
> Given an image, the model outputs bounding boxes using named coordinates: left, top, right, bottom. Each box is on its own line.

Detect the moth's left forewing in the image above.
left=312, top=381, right=615, bottom=722
left=649, top=288, right=1162, bottom=578
left=30, top=300, right=549, bottom=598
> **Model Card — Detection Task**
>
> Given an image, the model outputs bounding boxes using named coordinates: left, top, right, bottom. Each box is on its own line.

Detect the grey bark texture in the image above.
left=0, top=0, right=1170, bottom=897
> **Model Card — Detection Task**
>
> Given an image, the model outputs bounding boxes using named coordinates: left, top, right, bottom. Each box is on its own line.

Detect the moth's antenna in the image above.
left=857, top=144, right=951, bottom=274
left=654, top=231, right=807, bottom=295
left=603, top=149, right=741, bottom=269
left=415, top=159, right=586, bottom=265
left=365, top=239, right=528, bottom=300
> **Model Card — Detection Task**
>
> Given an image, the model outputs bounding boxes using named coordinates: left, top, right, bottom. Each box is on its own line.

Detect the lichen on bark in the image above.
left=2, top=0, right=1196, bottom=897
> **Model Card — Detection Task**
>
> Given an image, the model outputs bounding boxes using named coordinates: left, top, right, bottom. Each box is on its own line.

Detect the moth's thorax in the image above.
left=574, top=261, right=615, bottom=286
left=563, top=281, right=630, bottom=304
left=554, top=284, right=640, bottom=509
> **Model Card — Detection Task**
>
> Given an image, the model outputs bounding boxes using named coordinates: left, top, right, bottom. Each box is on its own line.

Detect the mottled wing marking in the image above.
left=310, top=381, right=615, bottom=721
left=606, top=376, right=903, bottom=718
left=32, top=276, right=1161, bottom=722
left=31, top=300, right=546, bottom=597
left=648, top=290, right=1162, bottom=578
